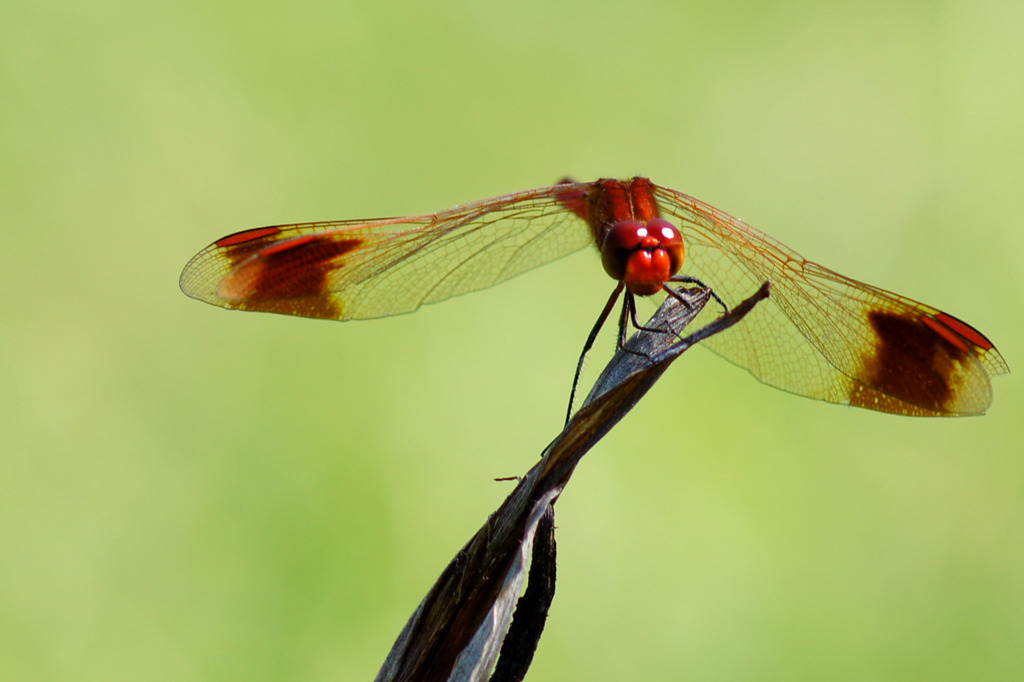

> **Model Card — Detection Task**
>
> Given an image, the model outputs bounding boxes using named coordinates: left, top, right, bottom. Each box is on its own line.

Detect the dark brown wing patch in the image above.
left=855, top=310, right=972, bottom=414
left=218, top=236, right=362, bottom=319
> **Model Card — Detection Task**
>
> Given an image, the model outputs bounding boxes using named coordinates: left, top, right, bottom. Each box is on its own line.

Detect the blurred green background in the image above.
left=2, top=1, right=1022, bottom=680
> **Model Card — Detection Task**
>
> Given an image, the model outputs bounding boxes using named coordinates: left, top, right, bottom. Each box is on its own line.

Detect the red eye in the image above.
left=600, top=220, right=646, bottom=280
left=647, top=218, right=684, bottom=273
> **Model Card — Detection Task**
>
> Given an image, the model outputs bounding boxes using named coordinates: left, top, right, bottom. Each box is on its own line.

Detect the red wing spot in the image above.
left=216, top=226, right=282, bottom=247
left=259, top=234, right=317, bottom=258
left=863, top=311, right=969, bottom=412
left=933, top=312, right=995, bottom=350
left=922, top=315, right=969, bottom=353
left=217, top=227, right=287, bottom=272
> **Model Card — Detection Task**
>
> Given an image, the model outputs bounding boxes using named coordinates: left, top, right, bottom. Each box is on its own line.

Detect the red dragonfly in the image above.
left=180, top=178, right=1007, bottom=417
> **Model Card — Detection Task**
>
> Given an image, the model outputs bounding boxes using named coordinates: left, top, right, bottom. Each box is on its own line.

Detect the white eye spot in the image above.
left=636, top=227, right=649, bottom=238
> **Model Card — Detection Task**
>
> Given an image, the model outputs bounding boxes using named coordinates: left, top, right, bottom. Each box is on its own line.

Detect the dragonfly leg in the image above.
left=566, top=282, right=624, bottom=425
left=667, top=275, right=730, bottom=314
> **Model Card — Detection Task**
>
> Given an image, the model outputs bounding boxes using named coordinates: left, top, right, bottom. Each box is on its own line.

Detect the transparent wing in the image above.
left=180, top=184, right=594, bottom=321
left=652, top=183, right=1008, bottom=415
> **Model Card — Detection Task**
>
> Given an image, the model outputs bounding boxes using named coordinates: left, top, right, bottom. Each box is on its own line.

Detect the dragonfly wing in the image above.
left=652, top=184, right=1008, bottom=415
left=180, top=185, right=595, bottom=321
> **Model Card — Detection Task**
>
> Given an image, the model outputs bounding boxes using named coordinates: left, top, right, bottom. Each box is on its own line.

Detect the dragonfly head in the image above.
left=600, top=218, right=684, bottom=296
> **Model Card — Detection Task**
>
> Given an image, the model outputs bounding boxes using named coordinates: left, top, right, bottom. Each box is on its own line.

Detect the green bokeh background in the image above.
left=3, top=1, right=1022, bottom=680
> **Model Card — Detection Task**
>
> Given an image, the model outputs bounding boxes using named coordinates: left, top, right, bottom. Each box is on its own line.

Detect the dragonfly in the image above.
left=180, top=177, right=1007, bottom=419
